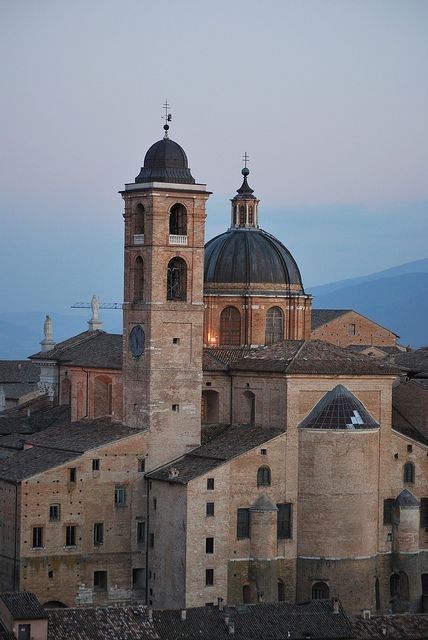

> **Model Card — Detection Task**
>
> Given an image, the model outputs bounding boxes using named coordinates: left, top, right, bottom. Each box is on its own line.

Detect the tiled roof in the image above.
left=0, top=382, right=38, bottom=400
left=396, top=489, right=420, bottom=507
left=299, top=385, right=379, bottom=430
left=204, top=347, right=254, bottom=366
left=24, top=417, right=138, bottom=453
left=0, top=361, right=39, bottom=384
left=0, top=592, right=47, bottom=620
left=0, top=419, right=139, bottom=482
left=349, top=613, right=428, bottom=639
left=147, top=424, right=284, bottom=484
left=395, top=346, right=428, bottom=376
left=391, top=406, right=428, bottom=446
left=46, top=600, right=352, bottom=640
left=29, top=331, right=122, bottom=370
left=229, top=341, right=402, bottom=376
left=311, top=309, right=350, bottom=330
left=0, top=405, right=71, bottom=440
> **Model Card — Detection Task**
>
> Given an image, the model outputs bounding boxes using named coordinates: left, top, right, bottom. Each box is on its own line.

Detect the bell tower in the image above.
left=121, top=114, right=210, bottom=470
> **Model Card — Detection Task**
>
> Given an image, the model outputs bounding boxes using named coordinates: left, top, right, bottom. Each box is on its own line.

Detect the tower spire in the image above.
left=162, top=100, right=172, bottom=138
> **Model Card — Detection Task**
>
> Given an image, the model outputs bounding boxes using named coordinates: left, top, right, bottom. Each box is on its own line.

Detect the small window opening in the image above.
left=92, top=459, right=100, bottom=472
left=173, top=337, right=180, bottom=345
left=172, top=404, right=180, bottom=412
left=49, top=504, right=60, bottom=521
left=32, top=527, right=43, bottom=549
left=93, top=523, right=104, bottom=546
left=115, top=486, right=127, bottom=506
left=237, top=508, right=250, bottom=539
left=207, top=478, right=214, bottom=490
left=206, top=537, right=214, bottom=554
left=138, top=459, right=145, bottom=473
left=94, top=570, right=107, bottom=591
left=206, top=502, right=215, bottom=517
left=257, top=465, right=271, bottom=487
left=69, top=468, right=76, bottom=483
left=137, top=520, right=146, bottom=544
left=65, top=525, right=77, bottom=547
left=205, top=568, right=214, bottom=586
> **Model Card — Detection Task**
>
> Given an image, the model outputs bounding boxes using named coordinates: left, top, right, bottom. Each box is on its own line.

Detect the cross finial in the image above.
left=162, top=100, right=172, bottom=138
left=242, top=152, right=249, bottom=168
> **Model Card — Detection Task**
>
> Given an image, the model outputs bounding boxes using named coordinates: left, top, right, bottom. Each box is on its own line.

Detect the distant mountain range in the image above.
left=0, top=259, right=426, bottom=359
left=309, top=258, right=428, bottom=348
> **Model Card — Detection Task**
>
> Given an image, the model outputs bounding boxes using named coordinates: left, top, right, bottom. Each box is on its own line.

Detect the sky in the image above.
left=0, top=0, right=427, bottom=314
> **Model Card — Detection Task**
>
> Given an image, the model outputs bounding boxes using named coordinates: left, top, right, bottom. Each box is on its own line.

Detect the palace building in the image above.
left=0, top=123, right=427, bottom=616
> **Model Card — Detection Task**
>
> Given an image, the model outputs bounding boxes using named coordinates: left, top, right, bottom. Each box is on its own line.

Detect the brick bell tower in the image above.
left=120, top=113, right=210, bottom=470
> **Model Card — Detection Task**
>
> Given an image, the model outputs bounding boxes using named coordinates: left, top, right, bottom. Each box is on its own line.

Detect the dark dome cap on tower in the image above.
left=135, top=137, right=195, bottom=184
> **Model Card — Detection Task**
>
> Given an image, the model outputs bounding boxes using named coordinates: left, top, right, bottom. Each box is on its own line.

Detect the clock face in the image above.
left=129, top=325, right=145, bottom=358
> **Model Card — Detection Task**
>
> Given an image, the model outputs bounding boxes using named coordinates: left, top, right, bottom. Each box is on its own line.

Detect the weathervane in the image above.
left=162, top=100, right=172, bottom=138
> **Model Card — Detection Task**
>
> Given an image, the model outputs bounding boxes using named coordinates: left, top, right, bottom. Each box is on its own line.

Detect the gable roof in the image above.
left=0, top=592, right=47, bottom=620
left=299, top=384, right=379, bottom=430
left=0, top=418, right=139, bottom=483
left=0, top=361, right=39, bottom=384
left=311, top=308, right=399, bottom=337
left=146, top=424, right=284, bottom=484
left=394, top=346, right=428, bottom=377
left=29, top=331, right=122, bottom=370
left=226, top=340, right=401, bottom=376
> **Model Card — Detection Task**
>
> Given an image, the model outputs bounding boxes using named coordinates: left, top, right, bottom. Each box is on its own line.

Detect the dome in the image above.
left=204, top=228, right=304, bottom=294
left=135, top=137, right=195, bottom=184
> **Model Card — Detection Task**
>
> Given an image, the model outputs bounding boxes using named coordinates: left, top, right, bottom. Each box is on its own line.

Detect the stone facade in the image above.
left=311, top=310, right=398, bottom=348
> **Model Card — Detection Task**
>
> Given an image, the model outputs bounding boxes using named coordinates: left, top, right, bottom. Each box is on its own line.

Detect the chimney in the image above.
left=217, top=597, right=224, bottom=611
left=180, top=609, right=187, bottom=621
left=147, top=607, right=153, bottom=623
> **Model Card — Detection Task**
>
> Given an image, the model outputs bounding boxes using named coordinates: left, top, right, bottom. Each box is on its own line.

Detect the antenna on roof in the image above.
left=162, top=99, right=172, bottom=138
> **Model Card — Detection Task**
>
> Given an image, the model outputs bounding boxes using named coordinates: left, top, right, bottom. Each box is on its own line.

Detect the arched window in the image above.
left=312, top=582, right=329, bottom=600
left=134, top=204, right=145, bottom=235
left=243, top=390, right=255, bottom=425
left=167, top=257, right=187, bottom=301
left=243, top=585, right=251, bottom=604
left=201, top=390, right=219, bottom=424
left=169, top=203, right=187, bottom=236
left=403, top=461, right=415, bottom=483
left=220, top=306, right=241, bottom=345
left=277, top=580, right=285, bottom=602
left=61, top=377, right=71, bottom=406
left=265, top=307, right=284, bottom=344
left=239, top=206, right=245, bottom=225
left=94, top=375, right=112, bottom=417
left=248, top=206, right=254, bottom=225
left=390, top=573, right=400, bottom=598
left=257, top=465, right=271, bottom=487
left=133, top=256, right=144, bottom=302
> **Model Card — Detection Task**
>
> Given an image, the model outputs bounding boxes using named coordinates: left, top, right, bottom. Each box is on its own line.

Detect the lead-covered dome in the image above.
left=204, top=227, right=305, bottom=294
left=135, top=137, right=195, bottom=184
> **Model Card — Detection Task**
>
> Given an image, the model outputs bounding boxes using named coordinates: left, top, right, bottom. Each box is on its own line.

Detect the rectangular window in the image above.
left=65, top=525, right=77, bottom=547
left=150, top=533, right=154, bottom=548
left=237, top=508, right=250, bottom=539
left=205, top=568, right=214, bottom=586
left=207, top=478, right=214, bottom=490
left=32, top=527, right=43, bottom=548
left=206, top=502, right=215, bottom=517
left=137, top=520, right=146, bottom=544
left=206, top=537, right=214, bottom=554
left=421, top=498, right=428, bottom=528
left=18, top=625, right=31, bottom=640
left=92, top=459, right=100, bottom=471
left=153, top=498, right=157, bottom=511
left=93, top=522, right=104, bottom=546
left=277, top=503, right=292, bottom=539
left=69, top=468, right=76, bottom=483
left=115, top=486, right=127, bottom=506
left=138, top=459, right=145, bottom=473
left=49, top=504, right=60, bottom=521
left=172, top=404, right=179, bottom=412
left=93, top=570, right=107, bottom=591
left=348, top=323, right=356, bottom=336
left=133, top=568, right=145, bottom=589
left=384, top=498, right=395, bottom=525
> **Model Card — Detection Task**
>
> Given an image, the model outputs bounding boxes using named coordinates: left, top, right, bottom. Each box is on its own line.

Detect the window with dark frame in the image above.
left=93, top=522, right=104, bottom=546
left=421, top=498, right=428, bottom=528
left=32, top=527, right=43, bottom=548
left=257, top=465, right=272, bottom=487
left=92, top=459, right=100, bottom=472
left=94, top=570, right=107, bottom=591
left=169, top=203, right=187, bottom=236
left=69, top=468, right=76, bottom=483
left=115, top=486, right=127, bottom=506
left=206, top=537, right=214, bottom=554
left=277, top=503, right=292, bottom=539
left=205, top=568, right=214, bottom=586
left=206, top=502, right=215, bottom=517
left=237, top=508, right=250, bottom=539
left=403, top=461, right=415, bottom=484
left=207, top=478, right=214, bottom=490
left=150, top=533, right=154, bottom=548
left=265, top=306, right=284, bottom=344
left=137, top=520, right=146, bottom=544
left=138, top=459, right=145, bottom=473
left=49, top=504, right=60, bottom=521
left=383, top=499, right=395, bottom=525
left=65, top=525, right=77, bottom=547
left=167, top=257, right=187, bottom=301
